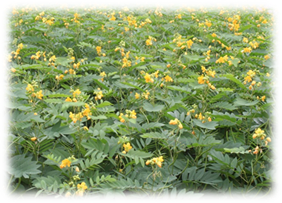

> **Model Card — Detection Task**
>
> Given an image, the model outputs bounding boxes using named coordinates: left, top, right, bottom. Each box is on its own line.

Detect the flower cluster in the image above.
left=215, top=55, right=229, bottom=64
left=69, top=112, right=83, bottom=123
left=242, top=47, right=252, bottom=54
left=94, top=88, right=104, bottom=100
left=10, top=43, right=24, bottom=60
left=60, top=159, right=71, bottom=169
left=122, top=51, right=132, bottom=68
left=146, top=156, right=164, bottom=168
left=122, top=142, right=133, bottom=154
left=119, top=110, right=137, bottom=123
left=96, top=46, right=102, bottom=56
left=65, top=89, right=81, bottom=102
left=243, top=70, right=258, bottom=90
left=82, top=104, right=92, bottom=120
left=169, top=118, right=183, bottom=129
left=257, top=95, right=266, bottom=102
left=142, top=90, right=150, bottom=100
left=251, top=128, right=271, bottom=155
left=31, top=90, right=44, bottom=100
left=163, top=75, right=173, bottom=83
left=25, top=82, right=44, bottom=101
left=146, top=36, right=156, bottom=46
left=76, top=182, right=88, bottom=196
left=198, top=69, right=216, bottom=90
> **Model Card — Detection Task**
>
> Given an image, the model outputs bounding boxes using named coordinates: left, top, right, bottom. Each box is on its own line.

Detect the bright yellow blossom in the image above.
left=135, top=93, right=140, bottom=99
left=73, top=89, right=81, bottom=98
left=60, top=159, right=71, bottom=169
left=123, top=143, right=133, bottom=153
left=164, top=75, right=173, bottom=82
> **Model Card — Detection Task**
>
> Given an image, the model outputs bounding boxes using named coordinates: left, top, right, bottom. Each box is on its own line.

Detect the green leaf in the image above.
left=220, top=74, right=247, bottom=90
left=45, top=99, right=63, bottom=103
left=140, top=132, right=167, bottom=139
left=234, top=97, right=259, bottom=106
left=47, top=94, right=70, bottom=98
left=121, top=82, right=146, bottom=92
left=96, top=101, right=113, bottom=108
left=90, top=115, right=107, bottom=120
left=211, top=102, right=237, bottom=111
left=143, top=102, right=165, bottom=112
left=2, top=102, right=31, bottom=111
left=9, top=154, right=41, bottom=178
left=192, top=119, right=218, bottom=130
left=167, top=85, right=191, bottom=94
left=62, top=101, right=85, bottom=110
left=93, top=79, right=109, bottom=90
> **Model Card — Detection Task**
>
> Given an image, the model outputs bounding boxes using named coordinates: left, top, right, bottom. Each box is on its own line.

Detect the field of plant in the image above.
left=8, top=6, right=273, bottom=197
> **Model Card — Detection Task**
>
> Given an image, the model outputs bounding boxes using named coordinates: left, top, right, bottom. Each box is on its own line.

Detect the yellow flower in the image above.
left=35, top=90, right=43, bottom=100
left=207, top=70, right=216, bottom=78
left=123, top=143, right=132, bottom=152
left=164, top=75, right=173, bottom=82
left=261, top=95, right=266, bottom=102
left=135, top=93, right=140, bottom=99
left=31, top=137, right=37, bottom=142
left=60, top=159, right=71, bottom=169
left=130, top=110, right=137, bottom=119
left=198, top=113, right=203, bottom=120
left=49, top=55, right=56, bottom=62
left=146, top=37, right=152, bottom=46
left=11, top=68, right=16, bottom=72
left=65, top=192, right=71, bottom=198
left=245, top=76, right=252, bottom=82
left=100, top=71, right=106, bottom=77
left=243, top=37, right=248, bottom=43
left=247, top=70, right=256, bottom=77
left=65, top=97, right=72, bottom=102
left=26, top=84, right=34, bottom=92
left=266, top=73, right=270, bottom=77
left=243, top=47, right=252, bottom=53
left=144, top=73, right=154, bottom=83
left=119, top=113, right=125, bottom=123
left=169, top=118, right=178, bottom=125
left=178, top=123, right=183, bottom=129
left=215, top=57, right=226, bottom=63
left=73, top=89, right=81, bottom=98
left=96, top=46, right=102, bottom=56
left=94, top=90, right=103, bottom=100
left=186, top=39, right=193, bottom=49
left=77, top=182, right=87, bottom=190
left=264, top=55, right=270, bottom=60
left=198, top=75, right=205, bottom=84
left=211, top=33, right=217, bottom=38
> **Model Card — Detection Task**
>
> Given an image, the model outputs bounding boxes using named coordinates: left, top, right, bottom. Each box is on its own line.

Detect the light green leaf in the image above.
left=143, top=102, right=165, bottom=112
left=234, top=97, right=259, bottom=106
left=140, top=132, right=167, bottom=139
left=221, top=74, right=246, bottom=90
left=192, top=119, right=218, bottom=130
left=9, top=155, right=41, bottom=178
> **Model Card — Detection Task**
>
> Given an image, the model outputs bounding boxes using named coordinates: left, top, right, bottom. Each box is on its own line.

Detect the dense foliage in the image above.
left=8, top=7, right=273, bottom=197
